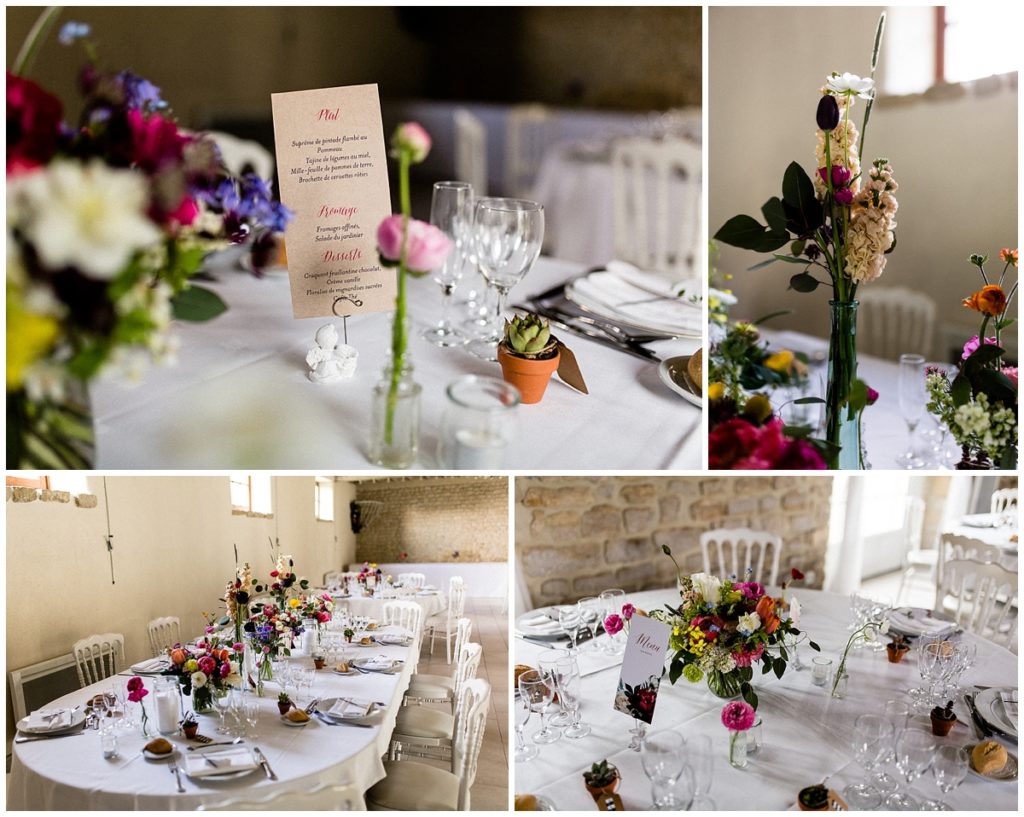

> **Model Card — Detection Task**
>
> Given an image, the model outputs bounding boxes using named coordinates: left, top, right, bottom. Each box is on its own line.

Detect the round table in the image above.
left=514, top=587, right=1017, bottom=810
left=8, top=630, right=417, bottom=809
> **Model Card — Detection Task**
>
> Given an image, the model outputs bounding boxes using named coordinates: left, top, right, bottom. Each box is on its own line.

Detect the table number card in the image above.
left=612, top=614, right=671, bottom=725
left=271, top=84, right=394, bottom=319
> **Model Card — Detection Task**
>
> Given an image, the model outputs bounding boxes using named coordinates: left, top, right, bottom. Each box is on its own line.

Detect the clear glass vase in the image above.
left=825, top=300, right=862, bottom=470
left=728, top=730, right=748, bottom=768
left=368, top=360, right=421, bottom=468
left=707, top=667, right=751, bottom=699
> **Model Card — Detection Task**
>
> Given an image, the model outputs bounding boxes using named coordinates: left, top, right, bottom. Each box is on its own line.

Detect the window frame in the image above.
left=6, top=475, right=50, bottom=489
left=314, top=477, right=335, bottom=522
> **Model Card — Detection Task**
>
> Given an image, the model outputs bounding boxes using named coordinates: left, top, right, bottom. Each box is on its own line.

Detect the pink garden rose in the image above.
left=197, top=655, right=216, bottom=675
left=391, top=122, right=431, bottom=163
left=721, top=700, right=756, bottom=731
left=603, top=613, right=624, bottom=636
left=962, top=335, right=999, bottom=361
left=376, top=215, right=453, bottom=274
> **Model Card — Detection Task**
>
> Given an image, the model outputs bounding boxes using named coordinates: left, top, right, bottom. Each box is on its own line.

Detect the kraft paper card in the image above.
left=612, top=614, right=671, bottom=725
left=271, top=83, right=394, bottom=318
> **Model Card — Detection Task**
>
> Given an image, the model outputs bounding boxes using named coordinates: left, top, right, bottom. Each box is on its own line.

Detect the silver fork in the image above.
left=168, top=760, right=185, bottom=793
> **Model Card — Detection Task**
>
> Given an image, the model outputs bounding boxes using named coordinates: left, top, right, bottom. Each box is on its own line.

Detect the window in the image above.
left=230, top=474, right=273, bottom=515
left=5, top=473, right=90, bottom=493
left=6, top=473, right=49, bottom=489
left=314, top=477, right=335, bottom=522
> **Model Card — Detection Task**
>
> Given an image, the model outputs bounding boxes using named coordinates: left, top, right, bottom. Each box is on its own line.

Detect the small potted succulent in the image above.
left=930, top=700, right=957, bottom=736
left=797, top=783, right=831, bottom=811
left=312, top=650, right=326, bottom=670
left=277, top=692, right=293, bottom=716
left=344, top=627, right=355, bottom=643
left=180, top=711, right=199, bottom=740
left=886, top=633, right=910, bottom=664
left=583, top=759, right=620, bottom=798
left=497, top=313, right=561, bottom=404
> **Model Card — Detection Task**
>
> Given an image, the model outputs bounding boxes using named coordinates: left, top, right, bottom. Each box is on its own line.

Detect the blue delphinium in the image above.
left=58, top=21, right=91, bottom=45
left=116, top=70, right=167, bottom=112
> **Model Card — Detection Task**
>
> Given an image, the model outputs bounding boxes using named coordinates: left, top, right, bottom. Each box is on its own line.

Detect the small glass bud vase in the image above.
left=368, top=359, right=421, bottom=469
left=831, top=668, right=849, bottom=699
left=728, top=730, right=748, bottom=769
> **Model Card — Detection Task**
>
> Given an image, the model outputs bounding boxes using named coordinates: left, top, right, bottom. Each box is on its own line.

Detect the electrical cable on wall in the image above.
left=102, top=476, right=115, bottom=584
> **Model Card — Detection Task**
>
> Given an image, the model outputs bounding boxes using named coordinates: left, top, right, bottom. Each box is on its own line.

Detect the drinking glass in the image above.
left=886, top=729, right=935, bottom=809
left=811, top=656, right=832, bottom=687
left=559, top=666, right=591, bottom=739
left=688, top=735, right=716, bottom=809
left=99, top=719, right=118, bottom=759
left=897, top=353, right=927, bottom=469
left=843, top=714, right=893, bottom=809
left=467, top=198, right=544, bottom=361
left=922, top=362, right=958, bottom=467
left=650, top=769, right=695, bottom=811
left=641, top=730, right=687, bottom=783
left=557, top=605, right=581, bottom=651
left=599, top=588, right=627, bottom=654
left=576, top=597, right=601, bottom=649
left=243, top=700, right=260, bottom=740
left=538, top=650, right=572, bottom=728
left=213, top=688, right=231, bottom=734
left=518, top=669, right=560, bottom=745
left=423, top=181, right=474, bottom=347
left=437, top=375, right=520, bottom=469
left=922, top=745, right=969, bottom=810
left=513, top=687, right=539, bottom=762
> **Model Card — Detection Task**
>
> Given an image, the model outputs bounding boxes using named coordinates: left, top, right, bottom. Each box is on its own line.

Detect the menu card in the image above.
left=271, top=84, right=394, bottom=319
left=612, top=614, right=671, bottom=724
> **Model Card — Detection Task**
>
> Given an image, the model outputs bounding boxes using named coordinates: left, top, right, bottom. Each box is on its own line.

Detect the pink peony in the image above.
left=735, top=581, right=765, bottom=600
left=721, top=700, right=756, bottom=731
left=316, top=611, right=330, bottom=623
left=1002, top=366, right=1018, bottom=387
left=126, top=676, right=148, bottom=703
left=621, top=603, right=636, bottom=620
left=390, top=122, right=431, bottom=163
left=774, top=438, right=828, bottom=470
left=603, top=614, right=624, bottom=635
left=218, top=662, right=230, bottom=678
left=197, top=656, right=216, bottom=675
left=732, top=643, right=765, bottom=668
left=961, top=335, right=999, bottom=361
left=376, top=215, right=453, bottom=274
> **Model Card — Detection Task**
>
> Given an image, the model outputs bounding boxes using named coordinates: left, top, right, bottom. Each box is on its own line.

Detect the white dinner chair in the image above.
left=382, top=600, right=424, bottom=641
left=405, top=617, right=472, bottom=710
left=896, top=497, right=935, bottom=605
left=505, top=104, right=559, bottom=198
left=397, top=572, right=426, bottom=590
left=388, top=642, right=484, bottom=763
left=197, top=781, right=361, bottom=810
left=938, top=559, right=1018, bottom=651
left=147, top=616, right=181, bottom=657
left=699, top=528, right=782, bottom=586
left=454, top=108, right=488, bottom=196
left=991, top=488, right=1018, bottom=515
left=72, top=633, right=125, bottom=688
left=854, top=287, right=937, bottom=360
left=366, top=678, right=491, bottom=811
left=611, top=136, right=702, bottom=277
left=205, top=129, right=275, bottom=181
left=426, top=580, right=467, bottom=664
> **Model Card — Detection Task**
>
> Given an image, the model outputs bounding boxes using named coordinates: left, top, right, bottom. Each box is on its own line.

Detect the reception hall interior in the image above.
left=6, top=5, right=703, bottom=471
left=513, top=474, right=1018, bottom=810
left=5, top=474, right=509, bottom=810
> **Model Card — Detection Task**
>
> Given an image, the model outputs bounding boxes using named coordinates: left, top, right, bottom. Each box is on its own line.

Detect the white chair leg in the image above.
left=429, top=625, right=436, bottom=656
left=446, top=629, right=452, bottom=665
left=896, top=567, right=911, bottom=606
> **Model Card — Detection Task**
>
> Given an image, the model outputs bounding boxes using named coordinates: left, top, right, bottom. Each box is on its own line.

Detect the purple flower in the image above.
left=603, top=614, right=624, bottom=636
left=116, top=70, right=167, bottom=112
left=735, top=581, right=765, bottom=600
left=818, top=165, right=852, bottom=187
left=721, top=700, right=756, bottom=731
left=816, top=95, right=840, bottom=131
left=833, top=187, right=854, bottom=205
left=621, top=603, right=636, bottom=620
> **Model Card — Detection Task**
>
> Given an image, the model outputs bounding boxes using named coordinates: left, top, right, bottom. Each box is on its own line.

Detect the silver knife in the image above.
left=527, top=306, right=659, bottom=361
left=14, top=732, right=85, bottom=743
left=964, top=694, right=992, bottom=740
left=254, top=746, right=278, bottom=780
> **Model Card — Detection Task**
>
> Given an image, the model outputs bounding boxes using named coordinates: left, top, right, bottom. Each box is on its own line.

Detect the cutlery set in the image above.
left=964, top=688, right=1017, bottom=743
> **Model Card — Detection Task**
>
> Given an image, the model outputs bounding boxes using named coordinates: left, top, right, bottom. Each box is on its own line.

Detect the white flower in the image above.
left=737, top=612, right=761, bottom=636
left=690, top=572, right=723, bottom=604
left=788, top=596, right=802, bottom=626
left=863, top=628, right=876, bottom=643
left=15, top=159, right=161, bottom=279
left=826, top=72, right=875, bottom=99
left=191, top=671, right=208, bottom=689
left=878, top=618, right=890, bottom=634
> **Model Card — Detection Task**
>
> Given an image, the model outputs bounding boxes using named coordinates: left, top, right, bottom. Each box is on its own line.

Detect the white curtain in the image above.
left=824, top=475, right=867, bottom=594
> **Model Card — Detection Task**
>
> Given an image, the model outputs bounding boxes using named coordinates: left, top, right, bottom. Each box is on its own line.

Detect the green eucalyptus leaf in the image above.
left=789, top=272, right=819, bottom=293
left=171, top=286, right=228, bottom=322
left=808, top=640, right=821, bottom=652
left=773, top=254, right=812, bottom=265
left=950, top=373, right=972, bottom=406
left=747, top=257, right=779, bottom=271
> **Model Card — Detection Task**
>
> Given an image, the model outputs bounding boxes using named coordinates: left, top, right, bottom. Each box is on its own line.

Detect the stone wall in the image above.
left=516, top=476, right=833, bottom=608
left=355, top=477, right=508, bottom=564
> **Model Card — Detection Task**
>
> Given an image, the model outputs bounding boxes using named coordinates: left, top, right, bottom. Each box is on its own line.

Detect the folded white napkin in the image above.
left=520, top=613, right=556, bottom=627
left=131, top=658, right=168, bottom=673
left=361, top=654, right=396, bottom=670
left=182, top=747, right=258, bottom=778
left=28, top=708, right=70, bottom=730
left=605, top=260, right=698, bottom=300
left=961, top=513, right=998, bottom=528
left=888, top=608, right=954, bottom=637
left=568, top=268, right=702, bottom=336
left=1001, top=690, right=1018, bottom=723
left=327, top=698, right=373, bottom=719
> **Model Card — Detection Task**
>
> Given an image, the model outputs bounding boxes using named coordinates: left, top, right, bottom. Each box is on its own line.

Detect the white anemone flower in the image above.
left=737, top=612, right=761, bottom=636
left=18, top=159, right=161, bottom=280
left=878, top=618, right=890, bottom=634
left=826, top=72, right=875, bottom=99
left=191, top=670, right=208, bottom=689
left=690, top=572, right=723, bottom=604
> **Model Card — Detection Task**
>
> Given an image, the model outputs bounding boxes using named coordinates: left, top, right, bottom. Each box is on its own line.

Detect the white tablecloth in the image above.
left=514, top=587, right=1017, bottom=811
left=8, top=633, right=417, bottom=810
left=329, top=590, right=446, bottom=622
left=90, top=257, right=700, bottom=469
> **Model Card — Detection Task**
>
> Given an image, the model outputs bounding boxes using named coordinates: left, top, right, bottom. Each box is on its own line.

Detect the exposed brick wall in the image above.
left=355, top=477, right=508, bottom=563
left=516, top=476, right=832, bottom=608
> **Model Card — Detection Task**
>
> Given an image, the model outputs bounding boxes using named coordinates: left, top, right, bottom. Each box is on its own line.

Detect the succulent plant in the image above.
left=799, top=784, right=829, bottom=809
left=932, top=701, right=956, bottom=721
left=584, top=759, right=618, bottom=788
left=504, top=313, right=555, bottom=358
left=278, top=692, right=292, bottom=704
left=180, top=711, right=198, bottom=728
left=888, top=633, right=909, bottom=649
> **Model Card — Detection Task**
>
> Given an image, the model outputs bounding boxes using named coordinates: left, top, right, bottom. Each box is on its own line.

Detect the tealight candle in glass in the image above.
left=811, top=657, right=832, bottom=687
left=746, top=718, right=763, bottom=755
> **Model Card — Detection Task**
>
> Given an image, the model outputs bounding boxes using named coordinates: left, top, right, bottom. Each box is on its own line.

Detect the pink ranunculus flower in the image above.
left=721, top=700, right=756, bottom=731
left=1002, top=366, right=1018, bottom=387
left=866, top=386, right=879, bottom=405
left=376, top=215, right=453, bottom=274
left=621, top=603, right=636, bottom=620
left=197, top=656, right=216, bottom=675
left=232, top=642, right=244, bottom=653
left=604, top=614, right=624, bottom=636
left=391, top=122, right=431, bottom=163
left=961, top=335, right=999, bottom=361
left=316, top=611, right=330, bottom=623
left=218, top=662, right=230, bottom=678
left=735, top=581, right=765, bottom=600
left=732, top=643, right=765, bottom=668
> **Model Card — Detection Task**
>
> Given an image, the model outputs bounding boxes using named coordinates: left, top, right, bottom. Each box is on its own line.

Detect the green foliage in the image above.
left=171, top=285, right=228, bottom=322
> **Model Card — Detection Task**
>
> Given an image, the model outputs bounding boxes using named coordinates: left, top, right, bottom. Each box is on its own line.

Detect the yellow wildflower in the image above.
left=764, top=350, right=795, bottom=373
left=6, top=298, right=58, bottom=390
left=708, top=382, right=725, bottom=400
left=289, top=598, right=300, bottom=608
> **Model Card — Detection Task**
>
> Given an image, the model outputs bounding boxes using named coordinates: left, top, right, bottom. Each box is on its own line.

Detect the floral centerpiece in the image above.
left=652, top=545, right=819, bottom=708
left=926, top=249, right=1018, bottom=469
left=357, top=561, right=383, bottom=591
left=253, top=554, right=311, bottom=610
left=713, top=14, right=892, bottom=469
left=164, top=637, right=241, bottom=712
left=369, top=123, right=453, bottom=467
left=6, top=14, right=291, bottom=468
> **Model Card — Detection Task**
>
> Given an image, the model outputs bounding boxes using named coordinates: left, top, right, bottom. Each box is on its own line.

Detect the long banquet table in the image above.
left=8, top=631, right=417, bottom=810
left=330, top=588, right=446, bottom=621
left=514, top=587, right=1018, bottom=811
left=89, top=256, right=701, bottom=469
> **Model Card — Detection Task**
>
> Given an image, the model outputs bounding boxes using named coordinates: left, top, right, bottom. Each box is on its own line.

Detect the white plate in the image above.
left=376, top=635, right=412, bottom=646
left=183, top=749, right=261, bottom=780
left=515, top=607, right=567, bottom=640
left=658, top=355, right=702, bottom=407
left=887, top=606, right=955, bottom=638
left=318, top=697, right=378, bottom=724
left=331, top=668, right=359, bottom=676
left=350, top=658, right=402, bottom=673
left=967, top=743, right=1018, bottom=782
left=976, top=688, right=1018, bottom=737
left=143, top=747, right=179, bottom=762
left=17, top=708, right=87, bottom=735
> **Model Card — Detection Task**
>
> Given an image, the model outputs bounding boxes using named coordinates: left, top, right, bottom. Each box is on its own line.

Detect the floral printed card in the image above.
left=271, top=84, right=394, bottom=319
left=613, top=614, right=671, bottom=724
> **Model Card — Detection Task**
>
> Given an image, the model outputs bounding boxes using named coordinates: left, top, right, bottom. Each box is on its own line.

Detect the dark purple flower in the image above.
left=866, top=386, right=879, bottom=405
left=7, top=71, right=63, bottom=175
left=816, top=95, right=840, bottom=131
left=834, top=187, right=854, bottom=205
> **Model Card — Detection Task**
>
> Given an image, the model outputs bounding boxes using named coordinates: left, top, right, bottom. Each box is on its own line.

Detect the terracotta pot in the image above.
left=277, top=702, right=292, bottom=716
left=183, top=724, right=199, bottom=739
left=797, top=786, right=842, bottom=811
left=930, top=714, right=956, bottom=736
left=497, top=343, right=560, bottom=404
left=583, top=771, right=620, bottom=799
left=313, top=657, right=326, bottom=670
left=886, top=643, right=910, bottom=663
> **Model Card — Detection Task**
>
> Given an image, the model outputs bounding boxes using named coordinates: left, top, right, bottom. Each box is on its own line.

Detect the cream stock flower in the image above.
left=845, top=162, right=898, bottom=284
left=814, top=115, right=861, bottom=200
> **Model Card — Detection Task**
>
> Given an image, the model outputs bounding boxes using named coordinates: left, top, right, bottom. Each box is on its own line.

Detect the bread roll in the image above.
left=514, top=794, right=538, bottom=811
left=335, top=661, right=350, bottom=673
left=145, top=737, right=173, bottom=755
left=971, top=740, right=1007, bottom=774
left=285, top=708, right=310, bottom=723
left=687, top=348, right=703, bottom=395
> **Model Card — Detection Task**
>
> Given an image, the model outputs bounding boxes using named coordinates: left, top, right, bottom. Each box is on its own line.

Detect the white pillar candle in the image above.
left=155, top=691, right=179, bottom=734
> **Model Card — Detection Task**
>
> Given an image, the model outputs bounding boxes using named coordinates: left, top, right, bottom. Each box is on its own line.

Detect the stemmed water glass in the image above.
left=467, top=198, right=544, bottom=361
left=641, top=731, right=693, bottom=810
left=423, top=181, right=474, bottom=347
left=922, top=362, right=958, bottom=467
left=538, top=650, right=572, bottom=728
left=243, top=699, right=260, bottom=740
left=922, top=745, right=969, bottom=810
left=688, top=735, right=715, bottom=809
left=513, top=687, right=539, bottom=762
left=559, top=665, right=591, bottom=739
left=897, top=353, right=927, bottom=469
left=576, top=597, right=601, bottom=650
left=886, top=729, right=935, bottom=809
left=213, top=687, right=232, bottom=734
left=518, top=669, right=560, bottom=745
left=557, top=605, right=581, bottom=651
left=843, top=714, right=893, bottom=809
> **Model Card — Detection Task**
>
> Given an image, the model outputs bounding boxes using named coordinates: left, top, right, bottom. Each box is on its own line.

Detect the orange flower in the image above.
left=170, top=648, right=186, bottom=665
left=755, top=595, right=781, bottom=634
left=999, top=248, right=1018, bottom=266
left=962, top=285, right=1007, bottom=317
left=213, top=648, right=230, bottom=662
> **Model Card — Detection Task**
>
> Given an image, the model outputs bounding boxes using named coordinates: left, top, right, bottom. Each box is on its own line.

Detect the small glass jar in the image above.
left=831, top=667, right=849, bottom=699
left=100, top=723, right=118, bottom=759
left=811, top=656, right=832, bottom=687
left=437, top=375, right=521, bottom=469
left=728, top=729, right=748, bottom=769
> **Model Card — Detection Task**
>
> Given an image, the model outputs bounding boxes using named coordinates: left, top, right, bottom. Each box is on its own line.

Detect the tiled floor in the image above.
left=400, top=597, right=509, bottom=810
left=861, top=567, right=936, bottom=610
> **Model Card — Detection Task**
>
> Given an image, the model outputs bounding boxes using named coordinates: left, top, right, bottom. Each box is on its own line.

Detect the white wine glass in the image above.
left=423, top=181, right=473, bottom=347
left=897, top=353, right=927, bottom=469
